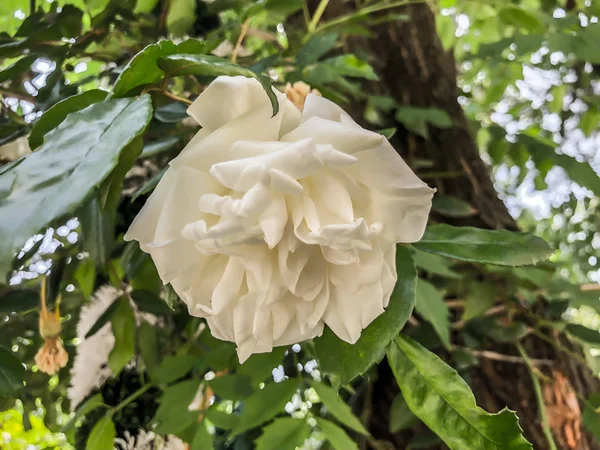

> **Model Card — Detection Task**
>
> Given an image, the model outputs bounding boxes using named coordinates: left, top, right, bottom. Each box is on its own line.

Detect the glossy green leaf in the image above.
left=0, top=95, right=153, bottom=278
left=415, top=279, right=450, bottom=349
left=432, top=195, right=474, bottom=218
left=463, top=281, right=496, bottom=322
left=159, top=54, right=279, bottom=116
left=317, top=418, right=359, bottom=450
left=237, top=347, right=286, bottom=386
left=108, top=297, right=135, bottom=374
left=231, top=379, right=299, bottom=437
left=414, top=224, right=553, bottom=266
left=112, top=41, right=177, bottom=97
left=84, top=296, right=121, bottom=338
left=566, top=324, right=600, bottom=345
left=130, top=289, right=173, bottom=315
left=315, top=245, right=416, bottom=385
left=413, top=249, right=461, bottom=279
left=0, top=288, right=39, bottom=313
left=309, top=380, right=368, bottom=435
left=101, top=136, right=143, bottom=211
left=387, top=335, right=532, bottom=450
left=209, top=374, right=253, bottom=400
left=255, top=418, right=311, bottom=450
left=86, top=414, right=116, bottom=450
left=0, top=346, right=24, bottom=394
left=29, top=90, right=108, bottom=149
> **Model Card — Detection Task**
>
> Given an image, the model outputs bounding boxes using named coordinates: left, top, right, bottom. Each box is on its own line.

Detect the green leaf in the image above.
left=389, top=393, right=418, bottom=433
left=74, top=258, right=96, bottom=300
left=0, top=288, right=39, bottom=314
left=191, top=422, right=214, bottom=450
left=108, top=297, right=135, bottom=375
left=28, top=90, right=108, bottom=149
left=0, top=346, right=24, bottom=394
left=463, top=281, right=496, bottom=322
left=309, top=381, right=368, bottom=435
left=414, top=224, right=553, bottom=266
left=296, top=33, right=338, bottom=67
left=84, top=296, right=121, bottom=338
left=566, top=324, right=600, bottom=345
left=138, top=322, right=159, bottom=377
left=415, top=279, right=450, bottom=349
left=79, top=196, right=115, bottom=268
left=62, top=393, right=105, bottom=433
left=154, top=355, right=197, bottom=384
left=101, top=136, right=143, bottom=211
left=0, top=55, right=36, bottom=83
left=86, top=414, right=116, bottom=450
left=206, top=408, right=239, bottom=430
left=498, top=6, right=543, bottom=32
left=255, top=418, right=311, bottom=450
left=396, top=107, right=453, bottom=133
left=0, top=95, right=153, bottom=279
left=167, top=0, right=196, bottom=37
left=413, top=250, right=461, bottom=279
left=112, top=41, right=177, bottom=97
left=322, top=54, right=378, bottom=80
left=141, top=137, right=180, bottom=158
left=130, top=289, right=173, bottom=315
left=134, top=0, right=160, bottom=14
left=159, top=54, right=279, bottom=116
left=317, top=418, right=359, bottom=450
left=582, top=393, right=600, bottom=441
left=431, top=195, right=474, bottom=218
left=314, top=245, right=417, bottom=385
left=377, top=128, right=396, bottom=140
left=237, top=347, right=286, bottom=386
left=209, top=374, right=254, bottom=400
left=231, top=379, right=299, bottom=437
left=154, top=380, right=202, bottom=436
left=387, top=335, right=532, bottom=450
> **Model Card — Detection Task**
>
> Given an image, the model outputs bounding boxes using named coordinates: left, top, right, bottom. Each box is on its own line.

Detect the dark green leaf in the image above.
left=0, top=55, right=36, bottom=84
left=159, top=54, right=279, bottom=116
left=414, top=224, right=553, bottom=266
left=396, top=107, right=453, bottom=132
left=317, top=418, right=358, bottom=450
left=154, top=102, right=189, bottom=123
left=62, top=393, right=105, bottom=433
left=0, top=288, right=39, bottom=313
left=566, top=324, right=600, bottom=345
left=154, top=355, right=197, bottom=384
left=206, top=408, right=239, bottom=430
left=0, top=95, right=153, bottom=278
left=80, top=197, right=115, bottom=268
left=101, top=136, right=143, bottom=211
left=296, top=33, right=338, bottom=67
left=237, top=347, right=286, bottom=386
left=309, top=380, right=368, bottom=435
left=167, top=0, right=196, bottom=37
left=85, top=414, right=116, bottom=450
left=432, top=195, right=474, bottom=218
left=0, top=346, right=24, bottom=394
left=463, top=281, right=496, bottom=322
left=108, top=297, right=135, bottom=374
left=315, top=245, right=416, bottom=385
left=415, top=279, right=450, bottom=349
left=231, top=379, right=299, bottom=437
left=112, top=41, right=177, bottom=97
left=255, top=418, right=311, bottom=450
left=28, top=90, right=108, bottom=149
left=413, top=250, right=461, bottom=279
left=141, top=137, right=181, bottom=158
left=387, top=335, right=532, bottom=450
left=498, top=6, right=543, bottom=32
left=191, top=422, right=214, bottom=450
left=209, top=374, right=253, bottom=400
left=130, top=289, right=173, bottom=315
left=138, top=322, right=159, bottom=377
left=84, top=296, right=121, bottom=338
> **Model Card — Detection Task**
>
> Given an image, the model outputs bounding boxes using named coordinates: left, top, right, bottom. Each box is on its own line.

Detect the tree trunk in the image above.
left=316, top=3, right=600, bottom=449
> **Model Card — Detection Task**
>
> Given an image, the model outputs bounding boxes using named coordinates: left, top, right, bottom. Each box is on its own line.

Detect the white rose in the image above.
left=126, top=76, right=434, bottom=362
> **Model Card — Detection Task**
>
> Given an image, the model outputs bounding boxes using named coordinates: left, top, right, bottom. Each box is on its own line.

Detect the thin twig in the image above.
left=232, top=19, right=251, bottom=64
left=457, top=346, right=553, bottom=365
left=517, top=343, right=558, bottom=450
left=529, top=327, right=590, bottom=368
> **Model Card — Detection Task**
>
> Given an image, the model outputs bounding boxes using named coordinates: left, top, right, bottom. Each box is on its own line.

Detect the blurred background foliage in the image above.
left=1, top=0, right=600, bottom=449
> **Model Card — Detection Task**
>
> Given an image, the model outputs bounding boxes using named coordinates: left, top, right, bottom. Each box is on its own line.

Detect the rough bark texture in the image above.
left=316, top=3, right=600, bottom=449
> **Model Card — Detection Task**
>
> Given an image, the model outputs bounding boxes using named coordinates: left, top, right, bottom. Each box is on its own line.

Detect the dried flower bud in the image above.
left=284, top=81, right=321, bottom=111
left=35, top=338, right=68, bottom=375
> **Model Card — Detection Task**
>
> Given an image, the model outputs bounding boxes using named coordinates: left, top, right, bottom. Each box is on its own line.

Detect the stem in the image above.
left=232, top=19, right=251, bottom=63
left=161, top=90, right=193, bottom=105
left=30, top=0, right=35, bottom=15
left=529, top=327, right=590, bottom=368
left=517, top=343, right=558, bottom=450
left=455, top=346, right=552, bottom=365
left=111, top=383, right=154, bottom=415
left=40, top=276, right=47, bottom=313
left=308, top=0, right=330, bottom=32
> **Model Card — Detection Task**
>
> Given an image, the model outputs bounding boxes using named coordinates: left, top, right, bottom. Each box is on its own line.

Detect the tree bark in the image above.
left=316, top=3, right=600, bottom=449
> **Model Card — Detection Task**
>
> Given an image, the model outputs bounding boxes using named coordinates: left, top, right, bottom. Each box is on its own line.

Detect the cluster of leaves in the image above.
left=0, top=0, right=599, bottom=449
